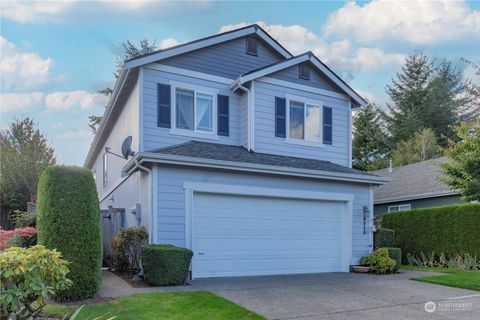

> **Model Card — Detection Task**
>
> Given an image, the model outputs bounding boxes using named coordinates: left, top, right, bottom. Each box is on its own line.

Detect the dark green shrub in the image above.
left=386, top=247, right=402, bottom=272
left=142, top=244, right=193, bottom=286
left=382, top=203, right=480, bottom=262
left=111, top=226, right=148, bottom=273
left=36, top=166, right=102, bottom=301
left=374, top=228, right=395, bottom=248
left=359, top=248, right=396, bottom=273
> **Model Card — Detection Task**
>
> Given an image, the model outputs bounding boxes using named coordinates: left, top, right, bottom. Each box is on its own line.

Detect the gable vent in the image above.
left=246, top=37, right=258, bottom=56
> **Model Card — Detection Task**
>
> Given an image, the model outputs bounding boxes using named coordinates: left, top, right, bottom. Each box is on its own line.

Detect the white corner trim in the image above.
left=152, top=165, right=158, bottom=244
left=147, top=64, right=234, bottom=84
left=258, top=77, right=349, bottom=101
left=138, top=67, right=144, bottom=152
left=344, top=200, right=354, bottom=269
left=369, top=186, right=374, bottom=253
left=250, top=80, right=255, bottom=151
left=184, top=188, right=193, bottom=250
left=348, top=99, right=353, bottom=168
left=182, top=182, right=354, bottom=202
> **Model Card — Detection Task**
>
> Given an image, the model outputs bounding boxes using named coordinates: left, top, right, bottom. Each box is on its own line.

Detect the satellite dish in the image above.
left=121, top=136, right=135, bottom=159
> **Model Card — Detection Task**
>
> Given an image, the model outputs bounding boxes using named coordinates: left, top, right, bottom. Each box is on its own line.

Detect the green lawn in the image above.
left=44, top=291, right=263, bottom=320
left=403, top=266, right=480, bottom=291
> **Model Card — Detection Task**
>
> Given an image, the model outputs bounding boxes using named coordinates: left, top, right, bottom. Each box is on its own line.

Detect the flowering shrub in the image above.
left=0, top=245, right=72, bottom=319
left=111, top=226, right=148, bottom=273
left=0, top=227, right=37, bottom=250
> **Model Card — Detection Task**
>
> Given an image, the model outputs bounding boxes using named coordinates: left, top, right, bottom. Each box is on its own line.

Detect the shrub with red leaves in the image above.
left=0, top=227, right=37, bottom=250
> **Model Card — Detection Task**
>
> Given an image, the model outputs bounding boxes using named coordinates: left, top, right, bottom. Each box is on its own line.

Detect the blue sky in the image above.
left=1, top=0, right=479, bottom=165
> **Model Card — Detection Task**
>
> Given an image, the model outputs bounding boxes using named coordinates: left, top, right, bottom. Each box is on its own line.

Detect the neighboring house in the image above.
left=372, top=157, right=463, bottom=218
left=85, top=24, right=387, bottom=279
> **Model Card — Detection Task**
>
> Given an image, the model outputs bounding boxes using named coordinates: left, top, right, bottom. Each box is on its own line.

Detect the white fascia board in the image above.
left=145, top=64, right=234, bottom=84
left=84, top=68, right=131, bottom=168
left=308, top=57, right=367, bottom=106
left=238, top=55, right=309, bottom=84
left=124, top=26, right=291, bottom=69
left=374, top=191, right=458, bottom=204
left=125, top=152, right=389, bottom=185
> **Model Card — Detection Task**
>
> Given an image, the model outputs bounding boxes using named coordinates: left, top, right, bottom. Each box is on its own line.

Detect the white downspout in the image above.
left=133, top=159, right=155, bottom=244
left=233, top=81, right=253, bottom=151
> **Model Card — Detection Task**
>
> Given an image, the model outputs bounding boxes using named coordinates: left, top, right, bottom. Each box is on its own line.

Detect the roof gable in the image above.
left=123, top=24, right=292, bottom=69
left=232, top=53, right=367, bottom=106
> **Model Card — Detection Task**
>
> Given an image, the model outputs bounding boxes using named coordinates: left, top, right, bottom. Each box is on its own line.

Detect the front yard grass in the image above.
left=44, top=291, right=263, bottom=320
left=403, top=265, right=480, bottom=291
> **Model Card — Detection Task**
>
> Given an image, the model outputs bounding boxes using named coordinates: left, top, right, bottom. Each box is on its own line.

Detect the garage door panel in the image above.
left=192, top=193, right=346, bottom=278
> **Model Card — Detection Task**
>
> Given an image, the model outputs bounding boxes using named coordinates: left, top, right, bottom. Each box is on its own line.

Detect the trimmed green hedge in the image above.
left=382, top=203, right=480, bottom=261
left=37, top=166, right=102, bottom=301
left=142, top=244, right=193, bottom=286
left=386, top=247, right=402, bottom=272
left=374, top=228, right=395, bottom=248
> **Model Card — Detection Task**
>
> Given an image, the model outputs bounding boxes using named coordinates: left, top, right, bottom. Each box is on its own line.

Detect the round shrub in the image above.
left=36, top=165, right=101, bottom=301
left=386, top=247, right=402, bottom=272
left=359, top=248, right=396, bottom=274
left=142, top=244, right=193, bottom=286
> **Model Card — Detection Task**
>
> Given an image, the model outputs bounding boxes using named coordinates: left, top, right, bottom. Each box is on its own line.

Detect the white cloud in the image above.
left=219, top=22, right=406, bottom=76
left=0, top=36, right=53, bottom=90
left=56, top=129, right=91, bottom=139
left=0, top=92, right=44, bottom=113
left=45, top=91, right=108, bottom=111
left=324, top=0, right=480, bottom=45
left=159, top=38, right=180, bottom=49
left=0, top=0, right=211, bottom=23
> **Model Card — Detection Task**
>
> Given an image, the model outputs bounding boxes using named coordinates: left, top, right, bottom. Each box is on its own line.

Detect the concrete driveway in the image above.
left=189, top=270, right=480, bottom=320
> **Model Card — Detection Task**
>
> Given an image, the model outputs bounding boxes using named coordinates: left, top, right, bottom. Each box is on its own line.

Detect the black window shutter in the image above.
left=217, top=94, right=229, bottom=136
left=275, top=97, right=286, bottom=138
left=157, top=83, right=171, bottom=128
left=323, top=106, right=333, bottom=145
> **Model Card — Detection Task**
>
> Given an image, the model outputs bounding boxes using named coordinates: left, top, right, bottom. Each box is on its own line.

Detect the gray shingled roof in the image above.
left=150, top=141, right=377, bottom=177
left=372, top=157, right=456, bottom=203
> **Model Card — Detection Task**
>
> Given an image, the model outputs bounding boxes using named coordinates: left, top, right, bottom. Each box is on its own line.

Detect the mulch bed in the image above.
left=111, top=270, right=152, bottom=288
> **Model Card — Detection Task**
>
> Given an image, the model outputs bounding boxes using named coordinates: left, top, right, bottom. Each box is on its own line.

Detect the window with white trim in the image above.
left=287, top=97, right=322, bottom=143
left=388, top=204, right=411, bottom=213
left=174, top=86, right=216, bottom=135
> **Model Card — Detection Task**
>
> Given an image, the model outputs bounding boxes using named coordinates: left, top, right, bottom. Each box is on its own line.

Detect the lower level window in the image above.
left=388, top=204, right=411, bottom=213
left=289, top=100, right=321, bottom=142
left=176, top=88, right=213, bottom=133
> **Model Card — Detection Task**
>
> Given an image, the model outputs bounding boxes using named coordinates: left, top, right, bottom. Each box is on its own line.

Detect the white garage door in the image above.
left=191, top=192, right=348, bottom=278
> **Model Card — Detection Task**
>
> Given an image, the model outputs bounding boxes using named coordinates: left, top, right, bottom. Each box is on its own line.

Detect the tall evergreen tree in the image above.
left=89, top=39, right=157, bottom=133
left=0, top=118, right=56, bottom=210
left=391, top=128, right=443, bottom=166
left=386, top=53, right=433, bottom=144
left=352, top=104, right=390, bottom=170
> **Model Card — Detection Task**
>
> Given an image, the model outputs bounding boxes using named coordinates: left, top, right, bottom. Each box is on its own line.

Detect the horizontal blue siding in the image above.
left=253, top=80, right=351, bottom=166
left=155, top=165, right=372, bottom=262
left=161, top=37, right=284, bottom=79
left=142, top=67, right=241, bottom=151
left=270, top=64, right=343, bottom=93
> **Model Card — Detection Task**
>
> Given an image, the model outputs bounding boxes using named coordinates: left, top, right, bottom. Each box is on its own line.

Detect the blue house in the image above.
left=85, top=24, right=387, bottom=279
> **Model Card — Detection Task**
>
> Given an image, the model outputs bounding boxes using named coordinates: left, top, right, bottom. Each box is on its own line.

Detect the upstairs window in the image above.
left=175, top=87, right=214, bottom=133
left=288, top=99, right=321, bottom=143
left=299, top=63, right=310, bottom=80
left=246, top=37, right=258, bottom=56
